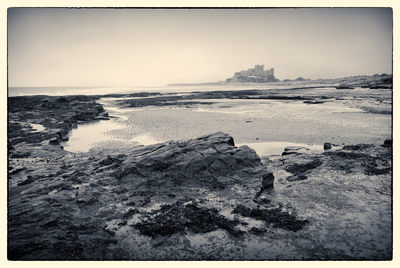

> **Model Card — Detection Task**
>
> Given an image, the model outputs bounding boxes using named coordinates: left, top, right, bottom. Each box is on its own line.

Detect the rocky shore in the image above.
left=7, top=93, right=392, bottom=260
left=8, top=95, right=108, bottom=148
left=107, top=85, right=392, bottom=116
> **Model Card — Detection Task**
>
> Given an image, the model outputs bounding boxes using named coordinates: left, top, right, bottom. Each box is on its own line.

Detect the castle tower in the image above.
left=254, top=64, right=264, bottom=75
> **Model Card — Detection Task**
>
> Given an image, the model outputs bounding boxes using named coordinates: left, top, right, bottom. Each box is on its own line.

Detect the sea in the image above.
left=7, top=82, right=318, bottom=97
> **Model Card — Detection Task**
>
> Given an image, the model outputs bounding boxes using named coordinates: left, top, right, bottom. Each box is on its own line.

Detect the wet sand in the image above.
left=64, top=89, right=391, bottom=156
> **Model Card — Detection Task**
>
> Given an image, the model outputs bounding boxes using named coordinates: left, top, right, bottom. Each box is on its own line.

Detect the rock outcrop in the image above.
left=282, top=146, right=310, bottom=156
left=323, top=142, right=332, bottom=150
left=115, top=132, right=271, bottom=189
left=8, top=129, right=282, bottom=260
left=8, top=95, right=108, bottom=146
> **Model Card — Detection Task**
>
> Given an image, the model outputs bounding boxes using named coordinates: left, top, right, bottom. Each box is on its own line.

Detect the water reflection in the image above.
left=63, top=120, right=125, bottom=153
left=30, top=123, right=45, bottom=132
left=63, top=98, right=160, bottom=153
left=238, top=141, right=323, bottom=157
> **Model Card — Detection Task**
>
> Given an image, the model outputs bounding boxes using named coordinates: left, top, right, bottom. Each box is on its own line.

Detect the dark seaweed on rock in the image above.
left=342, top=144, right=372, bottom=151
left=324, top=151, right=369, bottom=160
left=232, top=205, right=308, bottom=232
left=134, top=200, right=244, bottom=237
left=364, top=165, right=391, bottom=176
left=323, top=144, right=391, bottom=175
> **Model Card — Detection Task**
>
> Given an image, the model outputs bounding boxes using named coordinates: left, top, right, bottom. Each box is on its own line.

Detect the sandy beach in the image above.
left=63, top=85, right=392, bottom=155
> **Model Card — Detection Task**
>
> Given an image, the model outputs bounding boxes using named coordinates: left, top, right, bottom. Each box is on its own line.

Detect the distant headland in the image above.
left=168, top=64, right=278, bottom=86
left=167, top=64, right=392, bottom=88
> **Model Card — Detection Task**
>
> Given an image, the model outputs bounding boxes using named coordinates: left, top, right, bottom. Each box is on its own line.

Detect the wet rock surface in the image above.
left=282, top=146, right=310, bottom=156
left=323, top=142, right=332, bottom=150
left=285, top=158, right=323, bottom=182
left=264, top=141, right=392, bottom=260
left=7, top=94, right=392, bottom=260
left=114, top=132, right=264, bottom=189
left=8, top=123, right=277, bottom=259
left=8, top=95, right=108, bottom=147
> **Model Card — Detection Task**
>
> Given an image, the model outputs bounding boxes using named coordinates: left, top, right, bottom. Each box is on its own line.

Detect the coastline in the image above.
left=7, top=86, right=392, bottom=260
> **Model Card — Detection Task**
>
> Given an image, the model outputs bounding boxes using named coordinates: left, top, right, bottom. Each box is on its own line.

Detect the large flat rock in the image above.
left=115, top=132, right=268, bottom=189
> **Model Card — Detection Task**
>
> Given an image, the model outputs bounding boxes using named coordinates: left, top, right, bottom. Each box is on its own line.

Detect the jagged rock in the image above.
left=49, top=137, right=60, bottom=145
left=382, top=139, right=392, bottom=148
left=324, top=143, right=332, bottom=150
left=285, top=159, right=323, bottom=176
left=254, top=171, right=275, bottom=200
left=261, top=172, right=274, bottom=190
left=10, top=151, right=31, bottom=158
left=282, top=155, right=324, bottom=182
left=282, top=146, right=309, bottom=156
left=287, top=174, right=308, bottom=182
left=17, top=175, right=36, bottom=186
left=303, top=100, right=325, bottom=104
left=342, top=144, right=371, bottom=151
left=336, top=85, right=355, bottom=89
left=369, top=85, right=392, bottom=89
left=115, top=132, right=270, bottom=188
left=8, top=95, right=109, bottom=146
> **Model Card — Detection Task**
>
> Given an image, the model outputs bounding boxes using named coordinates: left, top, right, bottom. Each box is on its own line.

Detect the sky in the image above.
left=8, top=8, right=392, bottom=87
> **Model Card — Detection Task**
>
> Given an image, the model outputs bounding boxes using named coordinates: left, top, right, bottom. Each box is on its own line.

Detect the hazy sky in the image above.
left=8, top=8, right=392, bottom=87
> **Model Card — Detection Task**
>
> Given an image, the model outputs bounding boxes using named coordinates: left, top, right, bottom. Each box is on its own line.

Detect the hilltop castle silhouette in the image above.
left=226, top=64, right=277, bottom=83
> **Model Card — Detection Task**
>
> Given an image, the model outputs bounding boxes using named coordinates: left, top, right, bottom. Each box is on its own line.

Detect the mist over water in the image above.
left=8, top=86, right=159, bottom=97
left=8, top=83, right=317, bottom=97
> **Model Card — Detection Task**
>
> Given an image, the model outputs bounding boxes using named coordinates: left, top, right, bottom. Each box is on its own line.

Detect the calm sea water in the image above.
left=8, top=82, right=314, bottom=97
left=8, top=86, right=165, bottom=96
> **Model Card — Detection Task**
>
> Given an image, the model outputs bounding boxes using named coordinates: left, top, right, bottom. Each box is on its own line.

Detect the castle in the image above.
left=226, top=64, right=277, bottom=83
